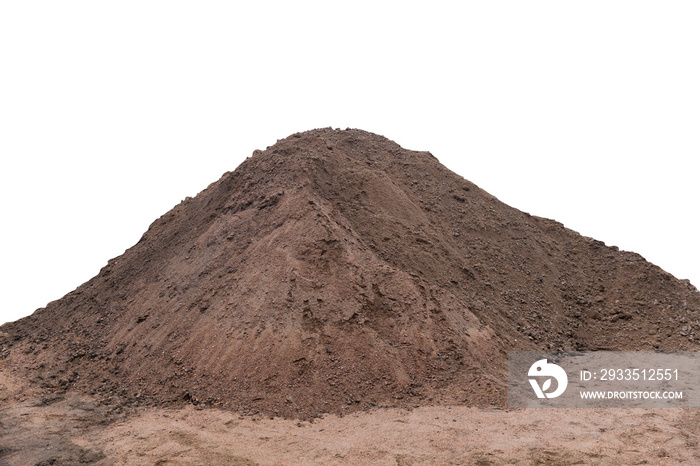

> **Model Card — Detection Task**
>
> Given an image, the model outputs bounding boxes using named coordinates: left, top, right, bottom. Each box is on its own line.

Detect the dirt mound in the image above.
left=1, top=128, right=698, bottom=419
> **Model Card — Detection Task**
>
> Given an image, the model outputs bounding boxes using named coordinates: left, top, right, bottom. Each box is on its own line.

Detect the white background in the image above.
left=1, top=1, right=698, bottom=326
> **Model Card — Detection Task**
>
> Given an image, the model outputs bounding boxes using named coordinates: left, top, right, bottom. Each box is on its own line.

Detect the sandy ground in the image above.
left=1, top=370, right=698, bottom=465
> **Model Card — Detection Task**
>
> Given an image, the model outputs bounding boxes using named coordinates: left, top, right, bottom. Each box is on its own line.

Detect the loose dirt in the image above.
left=0, top=128, right=698, bottom=462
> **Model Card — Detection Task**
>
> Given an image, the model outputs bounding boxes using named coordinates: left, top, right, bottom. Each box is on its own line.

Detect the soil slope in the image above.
left=1, top=128, right=698, bottom=419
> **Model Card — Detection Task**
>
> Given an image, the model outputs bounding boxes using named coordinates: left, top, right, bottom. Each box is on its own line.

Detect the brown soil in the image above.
left=1, top=128, right=698, bottom=421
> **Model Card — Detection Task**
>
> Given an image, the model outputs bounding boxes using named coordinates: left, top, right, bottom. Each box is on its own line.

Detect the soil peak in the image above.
left=1, top=129, right=698, bottom=419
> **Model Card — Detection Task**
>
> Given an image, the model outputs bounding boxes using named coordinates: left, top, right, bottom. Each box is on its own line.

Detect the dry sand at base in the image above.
left=1, top=374, right=698, bottom=465
left=95, top=406, right=699, bottom=465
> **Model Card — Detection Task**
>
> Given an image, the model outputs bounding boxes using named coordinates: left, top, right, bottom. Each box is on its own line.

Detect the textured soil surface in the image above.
left=1, top=371, right=698, bottom=465
left=1, top=128, right=699, bottom=422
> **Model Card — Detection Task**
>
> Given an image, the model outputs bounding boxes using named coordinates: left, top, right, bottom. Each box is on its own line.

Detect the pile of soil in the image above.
left=1, top=128, right=698, bottom=419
